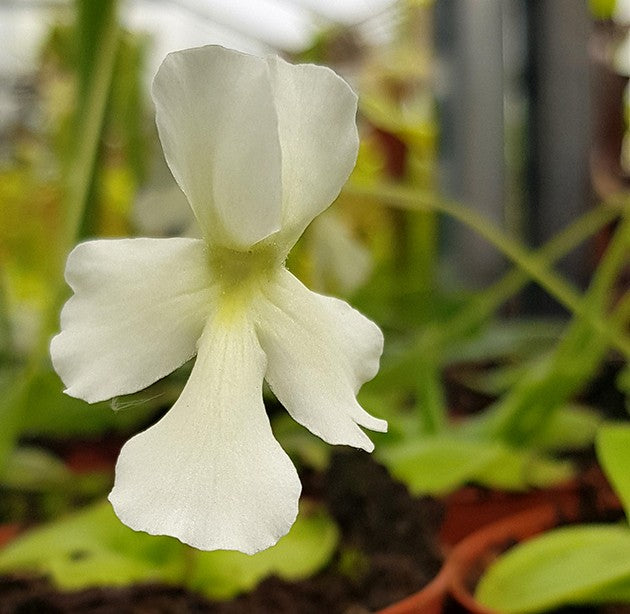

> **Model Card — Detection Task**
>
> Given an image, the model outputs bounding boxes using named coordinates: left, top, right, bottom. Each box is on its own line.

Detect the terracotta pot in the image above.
left=440, top=464, right=617, bottom=547
left=444, top=504, right=565, bottom=613
left=58, top=437, right=124, bottom=474
left=377, top=565, right=450, bottom=614
left=444, top=490, right=623, bottom=614
left=378, top=504, right=570, bottom=614
left=379, top=463, right=620, bottom=614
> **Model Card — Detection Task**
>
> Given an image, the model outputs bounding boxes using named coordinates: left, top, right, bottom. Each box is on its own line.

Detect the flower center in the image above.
left=208, top=242, right=281, bottom=322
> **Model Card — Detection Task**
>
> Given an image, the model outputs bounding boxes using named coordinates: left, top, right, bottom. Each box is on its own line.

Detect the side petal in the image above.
left=256, top=269, right=386, bottom=452
left=265, top=55, right=359, bottom=248
left=153, top=45, right=283, bottom=250
left=50, top=238, right=212, bottom=404
left=109, top=318, right=301, bottom=554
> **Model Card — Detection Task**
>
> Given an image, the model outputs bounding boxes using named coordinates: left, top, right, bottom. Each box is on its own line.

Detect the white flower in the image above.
left=50, top=45, right=387, bottom=554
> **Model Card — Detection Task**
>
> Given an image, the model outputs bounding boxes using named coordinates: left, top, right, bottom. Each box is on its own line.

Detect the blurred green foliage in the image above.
left=0, top=499, right=338, bottom=600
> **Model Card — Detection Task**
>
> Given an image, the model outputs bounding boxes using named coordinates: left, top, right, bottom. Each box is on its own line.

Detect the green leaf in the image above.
left=529, top=405, right=602, bottom=452
left=1, top=447, right=73, bottom=491
left=0, top=371, right=30, bottom=474
left=378, top=435, right=574, bottom=495
left=474, top=449, right=574, bottom=491
left=588, top=576, right=630, bottom=602
left=20, top=369, right=156, bottom=437
left=616, top=363, right=630, bottom=414
left=378, top=436, right=501, bottom=495
left=476, top=524, right=630, bottom=613
left=0, top=500, right=187, bottom=589
left=596, top=424, right=630, bottom=521
left=345, top=182, right=630, bottom=359
left=187, top=501, right=339, bottom=600
left=0, top=499, right=338, bottom=599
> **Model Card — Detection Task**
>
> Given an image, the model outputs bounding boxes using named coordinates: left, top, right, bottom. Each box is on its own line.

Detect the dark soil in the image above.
left=0, top=450, right=444, bottom=613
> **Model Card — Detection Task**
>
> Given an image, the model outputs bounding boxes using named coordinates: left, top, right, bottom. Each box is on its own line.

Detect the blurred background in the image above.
left=0, top=0, right=628, bottom=608
left=1, top=0, right=625, bottom=338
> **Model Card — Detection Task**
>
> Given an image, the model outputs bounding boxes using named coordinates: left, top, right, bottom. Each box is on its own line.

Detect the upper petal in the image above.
left=50, top=238, right=212, bottom=404
left=256, top=269, right=386, bottom=452
left=265, top=55, right=359, bottom=249
left=109, top=317, right=301, bottom=554
left=153, top=45, right=283, bottom=249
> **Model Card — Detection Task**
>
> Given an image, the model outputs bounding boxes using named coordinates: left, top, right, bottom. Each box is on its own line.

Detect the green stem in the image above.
left=377, top=201, right=620, bottom=402
left=486, top=213, right=630, bottom=444
left=61, top=0, right=120, bottom=260
left=43, top=0, right=119, bottom=352
left=430, top=203, right=621, bottom=352
left=346, top=182, right=630, bottom=358
left=414, top=334, right=446, bottom=434
left=399, top=203, right=620, bottom=435
left=0, top=1, right=120, bottom=474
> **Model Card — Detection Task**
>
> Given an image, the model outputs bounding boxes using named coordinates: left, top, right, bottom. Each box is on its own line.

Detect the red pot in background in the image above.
left=440, top=464, right=617, bottom=547
left=377, top=565, right=450, bottom=614
left=58, top=436, right=124, bottom=474
left=378, top=462, right=620, bottom=614
left=444, top=504, right=564, bottom=614
left=443, top=483, right=623, bottom=613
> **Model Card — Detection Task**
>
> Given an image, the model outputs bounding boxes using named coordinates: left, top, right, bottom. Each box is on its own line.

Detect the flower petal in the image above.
left=265, top=55, right=359, bottom=248
left=50, top=238, right=212, bottom=404
left=153, top=45, right=283, bottom=249
left=308, top=210, right=373, bottom=294
left=256, top=269, right=386, bottom=452
left=109, top=317, right=301, bottom=554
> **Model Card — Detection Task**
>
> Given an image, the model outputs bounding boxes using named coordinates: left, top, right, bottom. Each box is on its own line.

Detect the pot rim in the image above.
left=443, top=503, right=582, bottom=614
left=377, top=563, right=451, bottom=614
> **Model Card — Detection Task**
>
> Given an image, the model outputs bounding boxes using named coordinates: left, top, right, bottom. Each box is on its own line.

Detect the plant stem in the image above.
left=0, top=0, right=120, bottom=474
left=430, top=203, right=621, bottom=352
left=414, top=335, right=446, bottom=434
left=485, top=212, right=630, bottom=444
left=377, top=202, right=621, bottom=397
left=345, top=182, right=630, bottom=358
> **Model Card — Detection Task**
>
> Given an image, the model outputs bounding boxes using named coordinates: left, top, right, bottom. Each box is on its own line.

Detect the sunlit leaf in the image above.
left=1, top=447, right=73, bottom=491
left=474, top=448, right=574, bottom=491
left=0, top=500, right=187, bottom=589
left=377, top=436, right=501, bottom=495
left=589, top=0, right=616, bottom=19
left=378, top=435, right=574, bottom=495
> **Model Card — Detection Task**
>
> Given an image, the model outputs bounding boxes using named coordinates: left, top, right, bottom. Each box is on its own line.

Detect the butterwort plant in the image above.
left=50, top=45, right=387, bottom=554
